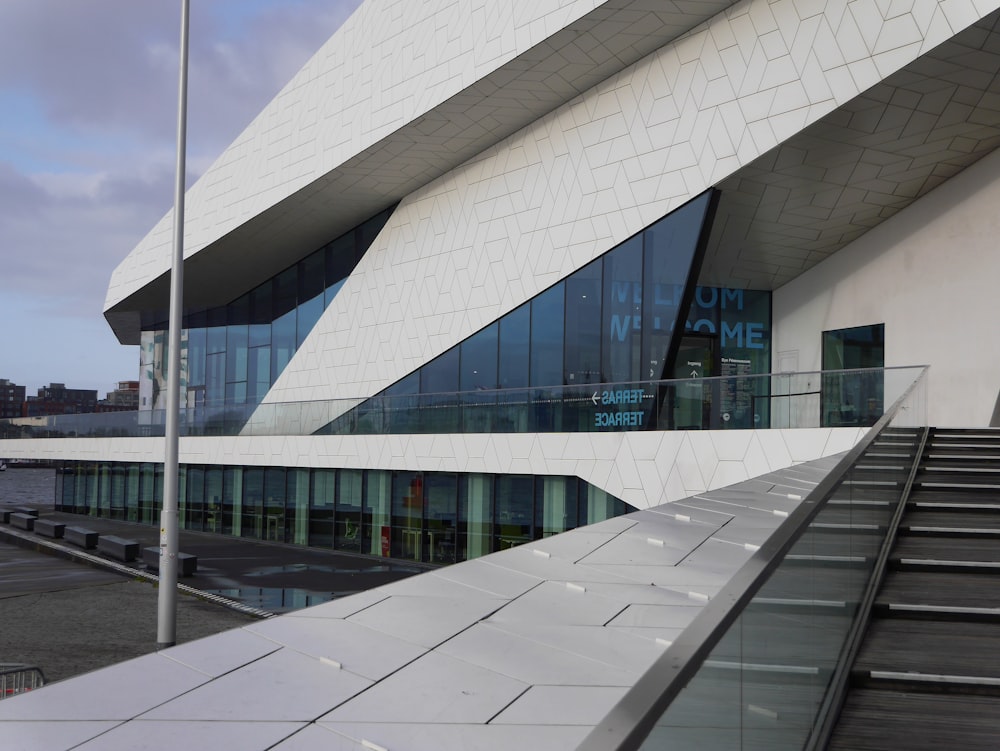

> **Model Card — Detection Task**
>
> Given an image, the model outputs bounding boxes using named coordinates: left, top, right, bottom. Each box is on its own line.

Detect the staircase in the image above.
left=828, top=428, right=1000, bottom=750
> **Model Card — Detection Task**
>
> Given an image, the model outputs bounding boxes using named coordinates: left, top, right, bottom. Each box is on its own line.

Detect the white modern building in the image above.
left=1, top=0, right=999, bottom=744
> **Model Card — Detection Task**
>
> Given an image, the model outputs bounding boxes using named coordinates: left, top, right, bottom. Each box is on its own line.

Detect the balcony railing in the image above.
left=0, top=366, right=926, bottom=440
left=577, top=367, right=929, bottom=750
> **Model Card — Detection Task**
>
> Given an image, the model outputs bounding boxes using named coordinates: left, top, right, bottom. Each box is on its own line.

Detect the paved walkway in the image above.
left=0, top=501, right=423, bottom=684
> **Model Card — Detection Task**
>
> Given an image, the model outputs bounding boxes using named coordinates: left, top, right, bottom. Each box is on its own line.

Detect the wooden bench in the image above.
left=142, top=547, right=198, bottom=577
left=33, top=519, right=65, bottom=539
left=97, top=535, right=139, bottom=562
left=10, top=513, right=35, bottom=531
left=65, top=527, right=99, bottom=549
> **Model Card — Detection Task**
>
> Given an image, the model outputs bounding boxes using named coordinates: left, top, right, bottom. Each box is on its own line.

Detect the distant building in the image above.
left=0, top=379, right=25, bottom=419
left=99, top=380, right=140, bottom=411
left=25, top=383, right=98, bottom=417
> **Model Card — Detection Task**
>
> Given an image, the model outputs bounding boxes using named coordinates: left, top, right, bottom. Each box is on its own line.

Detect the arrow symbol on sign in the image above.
left=690, top=370, right=699, bottom=378
left=592, top=391, right=599, bottom=405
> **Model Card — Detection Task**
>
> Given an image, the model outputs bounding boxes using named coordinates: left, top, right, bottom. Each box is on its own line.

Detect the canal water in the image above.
left=0, top=467, right=56, bottom=507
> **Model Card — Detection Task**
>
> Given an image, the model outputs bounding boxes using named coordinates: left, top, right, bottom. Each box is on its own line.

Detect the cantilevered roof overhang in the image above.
left=105, top=2, right=1000, bottom=345
left=700, top=10, right=1000, bottom=289
left=103, top=0, right=739, bottom=344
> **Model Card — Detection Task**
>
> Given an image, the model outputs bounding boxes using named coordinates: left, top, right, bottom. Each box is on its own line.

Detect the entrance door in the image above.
left=670, top=335, right=717, bottom=429
left=822, top=324, right=884, bottom=427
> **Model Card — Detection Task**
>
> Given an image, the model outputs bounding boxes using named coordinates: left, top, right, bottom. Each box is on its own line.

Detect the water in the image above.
left=0, top=468, right=56, bottom=507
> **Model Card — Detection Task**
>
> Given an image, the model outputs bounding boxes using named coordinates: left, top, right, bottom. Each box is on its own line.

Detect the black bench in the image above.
left=65, top=527, right=99, bottom=549
left=97, top=535, right=139, bottom=562
left=0, top=509, right=10, bottom=524
left=33, top=519, right=65, bottom=539
left=142, top=547, right=198, bottom=577
left=10, top=513, right=35, bottom=531
left=12, top=506, right=39, bottom=517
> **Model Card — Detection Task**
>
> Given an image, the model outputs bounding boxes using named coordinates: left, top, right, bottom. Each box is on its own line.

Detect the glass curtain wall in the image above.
left=326, top=191, right=723, bottom=435
left=56, top=461, right=633, bottom=565
left=139, top=208, right=393, bottom=414
left=323, top=190, right=773, bottom=434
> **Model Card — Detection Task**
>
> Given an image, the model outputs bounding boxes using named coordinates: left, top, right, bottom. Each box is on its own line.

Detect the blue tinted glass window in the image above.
left=460, top=323, right=498, bottom=391
left=226, top=323, right=248, bottom=384
left=460, top=323, right=498, bottom=432
left=498, top=304, right=530, bottom=390
left=602, top=236, right=643, bottom=383
left=564, top=258, right=602, bottom=385
left=248, top=346, right=270, bottom=404
left=530, top=284, right=564, bottom=387
left=206, top=352, right=225, bottom=406
left=187, top=328, right=206, bottom=388
left=643, top=192, right=712, bottom=381
left=206, top=325, right=227, bottom=355
left=249, top=285, right=272, bottom=348
left=421, top=348, right=459, bottom=394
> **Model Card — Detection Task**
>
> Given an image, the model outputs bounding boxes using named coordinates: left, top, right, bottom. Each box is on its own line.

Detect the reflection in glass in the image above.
left=309, top=469, right=335, bottom=546
left=337, top=469, right=363, bottom=552
left=495, top=475, right=533, bottom=550
left=56, top=461, right=638, bottom=565
left=392, top=471, right=423, bottom=560
left=603, top=236, right=643, bottom=384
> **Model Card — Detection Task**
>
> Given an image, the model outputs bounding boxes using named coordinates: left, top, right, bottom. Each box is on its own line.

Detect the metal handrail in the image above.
left=0, top=663, right=45, bottom=699
left=578, top=366, right=928, bottom=751
left=804, top=425, right=928, bottom=750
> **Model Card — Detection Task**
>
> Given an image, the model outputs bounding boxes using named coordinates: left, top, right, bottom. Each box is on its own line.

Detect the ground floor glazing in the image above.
left=55, top=462, right=634, bottom=565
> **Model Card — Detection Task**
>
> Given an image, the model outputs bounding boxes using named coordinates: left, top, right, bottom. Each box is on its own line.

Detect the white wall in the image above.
left=773, top=146, right=1000, bottom=427
left=0, top=427, right=863, bottom=511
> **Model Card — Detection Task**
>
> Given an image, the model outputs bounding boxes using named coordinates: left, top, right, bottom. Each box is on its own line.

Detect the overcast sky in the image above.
left=0, top=0, right=362, bottom=398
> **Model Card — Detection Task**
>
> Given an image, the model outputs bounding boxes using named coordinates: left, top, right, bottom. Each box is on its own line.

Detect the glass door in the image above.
left=670, top=335, right=717, bottom=429
left=822, top=324, right=884, bottom=426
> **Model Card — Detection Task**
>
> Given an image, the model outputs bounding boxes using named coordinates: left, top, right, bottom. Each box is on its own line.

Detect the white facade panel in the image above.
left=772, top=145, right=1000, bottom=427
left=269, top=0, right=989, bottom=413
left=0, top=428, right=862, bottom=510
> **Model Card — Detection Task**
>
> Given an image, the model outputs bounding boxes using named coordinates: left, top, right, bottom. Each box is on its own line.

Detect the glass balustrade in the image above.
left=0, top=366, right=925, bottom=441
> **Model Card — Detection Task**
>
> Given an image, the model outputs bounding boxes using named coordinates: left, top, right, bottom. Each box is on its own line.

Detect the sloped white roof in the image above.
left=0, top=455, right=839, bottom=750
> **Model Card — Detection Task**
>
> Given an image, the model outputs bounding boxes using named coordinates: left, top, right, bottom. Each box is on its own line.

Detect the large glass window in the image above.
left=363, top=471, right=391, bottom=557
left=495, top=475, right=534, bottom=550
left=337, top=469, right=364, bottom=552
left=325, top=191, right=736, bottom=435
left=139, top=208, right=393, bottom=413
left=391, top=472, right=423, bottom=560
left=309, top=469, right=335, bottom=547
left=263, top=468, right=286, bottom=542
left=530, top=284, right=565, bottom=388
left=425, top=473, right=457, bottom=563
left=459, top=473, right=492, bottom=561
left=460, top=323, right=498, bottom=432
left=57, top=461, right=635, bottom=564
left=603, top=236, right=644, bottom=384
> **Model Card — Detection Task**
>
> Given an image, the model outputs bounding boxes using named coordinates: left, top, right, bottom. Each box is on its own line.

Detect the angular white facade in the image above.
left=4, top=0, right=1000, bottom=746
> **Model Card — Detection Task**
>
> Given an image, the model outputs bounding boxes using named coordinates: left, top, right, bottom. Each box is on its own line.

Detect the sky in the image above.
left=0, top=0, right=362, bottom=399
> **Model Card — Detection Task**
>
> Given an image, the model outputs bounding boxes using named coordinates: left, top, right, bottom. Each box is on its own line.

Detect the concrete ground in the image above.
left=0, top=501, right=424, bottom=685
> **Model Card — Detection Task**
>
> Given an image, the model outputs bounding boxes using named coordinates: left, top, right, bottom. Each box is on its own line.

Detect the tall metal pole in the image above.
left=158, top=0, right=190, bottom=649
